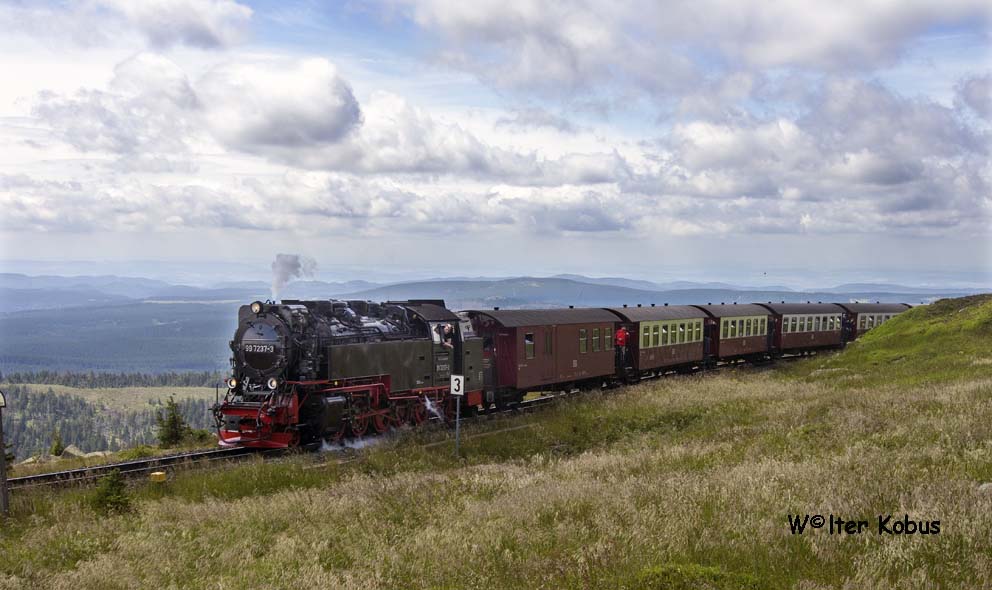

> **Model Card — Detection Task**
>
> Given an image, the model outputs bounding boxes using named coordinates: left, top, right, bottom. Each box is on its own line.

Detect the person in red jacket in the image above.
left=615, top=326, right=629, bottom=367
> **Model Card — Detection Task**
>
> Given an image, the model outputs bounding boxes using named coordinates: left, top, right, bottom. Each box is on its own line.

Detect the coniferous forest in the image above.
left=0, top=370, right=225, bottom=388
left=0, top=381, right=215, bottom=462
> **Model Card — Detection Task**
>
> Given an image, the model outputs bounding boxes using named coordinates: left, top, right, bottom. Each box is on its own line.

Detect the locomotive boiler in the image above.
left=214, top=299, right=484, bottom=448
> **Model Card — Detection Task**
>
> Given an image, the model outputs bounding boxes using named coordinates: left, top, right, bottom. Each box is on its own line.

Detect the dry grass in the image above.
left=2, top=371, right=991, bottom=589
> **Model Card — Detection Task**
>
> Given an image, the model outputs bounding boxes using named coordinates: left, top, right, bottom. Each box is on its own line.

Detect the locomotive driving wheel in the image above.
left=351, top=414, right=370, bottom=437
left=394, top=403, right=408, bottom=424
left=411, top=401, right=427, bottom=425
left=372, top=411, right=390, bottom=434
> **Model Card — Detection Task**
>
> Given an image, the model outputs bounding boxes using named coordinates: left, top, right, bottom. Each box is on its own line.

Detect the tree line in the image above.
left=0, top=384, right=215, bottom=462
left=0, top=370, right=226, bottom=388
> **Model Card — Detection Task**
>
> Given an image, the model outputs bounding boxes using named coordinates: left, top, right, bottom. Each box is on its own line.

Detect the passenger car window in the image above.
left=524, top=333, right=535, bottom=359
left=652, top=325, right=660, bottom=347
left=580, top=329, right=588, bottom=353
left=592, top=328, right=601, bottom=352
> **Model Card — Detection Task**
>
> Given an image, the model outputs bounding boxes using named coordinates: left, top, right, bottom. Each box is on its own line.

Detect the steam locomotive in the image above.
left=213, top=298, right=910, bottom=448
left=214, top=299, right=483, bottom=447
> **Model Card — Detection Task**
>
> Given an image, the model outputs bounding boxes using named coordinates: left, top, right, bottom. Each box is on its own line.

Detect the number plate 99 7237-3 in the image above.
left=243, top=344, right=275, bottom=353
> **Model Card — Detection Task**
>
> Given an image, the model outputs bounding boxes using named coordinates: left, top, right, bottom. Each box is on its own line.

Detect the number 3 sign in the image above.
left=450, top=374, right=464, bottom=396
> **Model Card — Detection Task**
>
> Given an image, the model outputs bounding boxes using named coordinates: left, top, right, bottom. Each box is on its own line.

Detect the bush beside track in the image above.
left=1, top=296, right=991, bottom=590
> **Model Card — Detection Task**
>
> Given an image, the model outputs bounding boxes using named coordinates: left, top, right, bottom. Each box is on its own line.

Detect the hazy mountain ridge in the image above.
left=340, top=278, right=946, bottom=311
left=0, top=272, right=978, bottom=315
left=0, top=272, right=977, bottom=373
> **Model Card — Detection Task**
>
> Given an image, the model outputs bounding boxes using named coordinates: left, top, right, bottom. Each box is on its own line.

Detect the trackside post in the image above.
left=450, top=375, right=464, bottom=457
left=0, top=389, right=9, bottom=518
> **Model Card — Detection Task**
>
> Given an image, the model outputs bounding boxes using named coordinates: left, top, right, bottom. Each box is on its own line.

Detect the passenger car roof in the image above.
left=755, top=303, right=845, bottom=315
left=692, top=303, right=770, bottom=318
left=832, top=303, right=911, bottom=314
left=606, top=305, right=707, bottom=322
left=467, top=308, right=618, bottom=327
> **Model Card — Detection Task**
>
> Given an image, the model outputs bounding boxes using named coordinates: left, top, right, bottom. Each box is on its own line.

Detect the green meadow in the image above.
left=1, top=296, right=990, bottom=589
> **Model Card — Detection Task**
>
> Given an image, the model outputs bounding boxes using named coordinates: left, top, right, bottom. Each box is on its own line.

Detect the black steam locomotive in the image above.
left=214, top=299, right=483, bottom=447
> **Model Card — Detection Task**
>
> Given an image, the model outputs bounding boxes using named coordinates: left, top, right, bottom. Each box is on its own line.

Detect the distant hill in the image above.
left=0, top=287, right=132, bottom=312
left=0, top=272, right=976, bottom=373
left=0, top=273, right=174, bottom=298
left=0, top=302, right=237, bottom=373
left=214, top=279, right=382, bottom=298
left=339, top=277, right=928, bottom=311
left=822, top=283, right=976, bottom=295
left=551, top=274, right=795, bottom=292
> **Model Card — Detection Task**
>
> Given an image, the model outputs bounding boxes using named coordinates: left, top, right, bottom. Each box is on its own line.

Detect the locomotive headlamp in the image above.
left=250, top=301, right=263, bottom=314
left=227, top=377, right=238, bottom=389
left=267, top=377, right=279, bottom=390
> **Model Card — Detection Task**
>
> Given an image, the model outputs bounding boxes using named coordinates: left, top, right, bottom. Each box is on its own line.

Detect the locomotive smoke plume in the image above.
left=270, top=253, right=317, bottom=300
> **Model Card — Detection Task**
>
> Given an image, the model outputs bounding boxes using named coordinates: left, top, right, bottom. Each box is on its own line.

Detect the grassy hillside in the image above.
left=784, top=294, right=992, bottom=388
left=1, top=295, right=989, bottom=589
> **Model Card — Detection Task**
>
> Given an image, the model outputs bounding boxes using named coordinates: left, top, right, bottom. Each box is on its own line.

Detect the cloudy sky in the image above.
left=0, top=0, right=989, bottom=287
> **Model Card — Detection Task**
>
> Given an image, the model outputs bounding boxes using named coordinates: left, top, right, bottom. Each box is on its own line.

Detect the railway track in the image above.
left=4, top=354, right=814, bottom=493
left=5, top=397, right=556, bottom=493
left=6, top=446, right=259, bottom=491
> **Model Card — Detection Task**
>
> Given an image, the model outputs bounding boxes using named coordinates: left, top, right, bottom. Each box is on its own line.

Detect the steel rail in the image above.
left=6, top=446, right=256, bottom=491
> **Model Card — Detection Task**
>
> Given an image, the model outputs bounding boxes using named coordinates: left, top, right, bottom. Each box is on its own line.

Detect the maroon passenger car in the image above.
left=692, top=303, right=770, bottom=361
left=606, top=305, right=707, bottom=373
left=834, top=303, right=912, bottom=339
left=757, top=302, right=845, bottom=354
left=464, top=308, right=618, bottom=398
